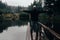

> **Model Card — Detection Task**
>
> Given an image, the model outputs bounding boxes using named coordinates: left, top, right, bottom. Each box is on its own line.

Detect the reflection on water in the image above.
left=0, top=25, right=28, bottom=40
left=0, top=20, right=28, bottom=33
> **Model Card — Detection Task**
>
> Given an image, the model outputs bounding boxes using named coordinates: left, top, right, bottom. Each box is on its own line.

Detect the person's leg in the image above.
left=36, top=22, right=42, bottom=40
left=35, top=31, right=38, bottom=40
left=35, top=22, right=38, bottom=40
left=39, top=26, right=41, bottom=40
left=30, top=29, right=33, bottom=40
left=30, top=21, right=33, bottom=40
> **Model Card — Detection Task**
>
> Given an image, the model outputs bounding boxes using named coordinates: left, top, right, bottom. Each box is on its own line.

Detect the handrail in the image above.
left=38, top=22, right=60, bottom=39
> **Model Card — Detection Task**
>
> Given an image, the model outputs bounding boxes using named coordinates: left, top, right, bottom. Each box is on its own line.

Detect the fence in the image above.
left=38, top=22, right=60, bottom=39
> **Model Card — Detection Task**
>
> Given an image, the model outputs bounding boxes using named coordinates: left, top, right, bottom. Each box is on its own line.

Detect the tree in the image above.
left=44, top=0, right=60, bottom=40
left=0, top=1, right=7, bottom=14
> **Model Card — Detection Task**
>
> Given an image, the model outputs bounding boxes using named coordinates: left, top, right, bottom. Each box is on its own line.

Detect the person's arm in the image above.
left=22, top=10, right=31, bottom=21
left=38, top=10, right=47, bottom=13
left=23, top=10, right=31, bottom=13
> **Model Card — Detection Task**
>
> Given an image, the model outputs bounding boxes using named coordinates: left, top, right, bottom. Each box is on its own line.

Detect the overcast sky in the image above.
left=1, top=0, right=34, bottom=7
left=1, top=0, right=44, bottom=7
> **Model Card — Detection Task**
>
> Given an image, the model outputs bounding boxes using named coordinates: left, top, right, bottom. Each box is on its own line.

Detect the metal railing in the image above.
left=38, top=22, right=60, bottom=39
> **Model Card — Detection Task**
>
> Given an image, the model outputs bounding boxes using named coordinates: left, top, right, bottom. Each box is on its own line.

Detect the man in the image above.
left=29, top=6, right=40, bottom=40
left=23, top=5, right=45, bottom=40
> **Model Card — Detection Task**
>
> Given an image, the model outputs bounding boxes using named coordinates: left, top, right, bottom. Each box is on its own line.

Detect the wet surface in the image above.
left=0, top=25, right=28, bottom=40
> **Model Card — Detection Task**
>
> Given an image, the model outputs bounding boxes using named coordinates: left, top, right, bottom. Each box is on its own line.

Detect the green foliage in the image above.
left=39, top=13, right=48, bottom=24
left=53, top=15, right=60, bottom=23
left=0, top=1, right=6, bottom=9
left=0, top=1, right=7, bottom=13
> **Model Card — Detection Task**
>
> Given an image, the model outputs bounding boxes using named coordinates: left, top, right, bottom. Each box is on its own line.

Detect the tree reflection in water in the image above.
left=0, top=20, right=28, bottom=33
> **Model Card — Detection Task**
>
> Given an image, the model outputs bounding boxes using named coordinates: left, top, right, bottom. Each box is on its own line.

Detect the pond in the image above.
left=0, top=20, right=28, bottom=33
left=0, top=25, right=28, bottom=40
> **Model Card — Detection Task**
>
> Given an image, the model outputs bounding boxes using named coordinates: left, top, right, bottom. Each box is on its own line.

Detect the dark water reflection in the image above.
left=0, top=20, right=28, bottom=33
